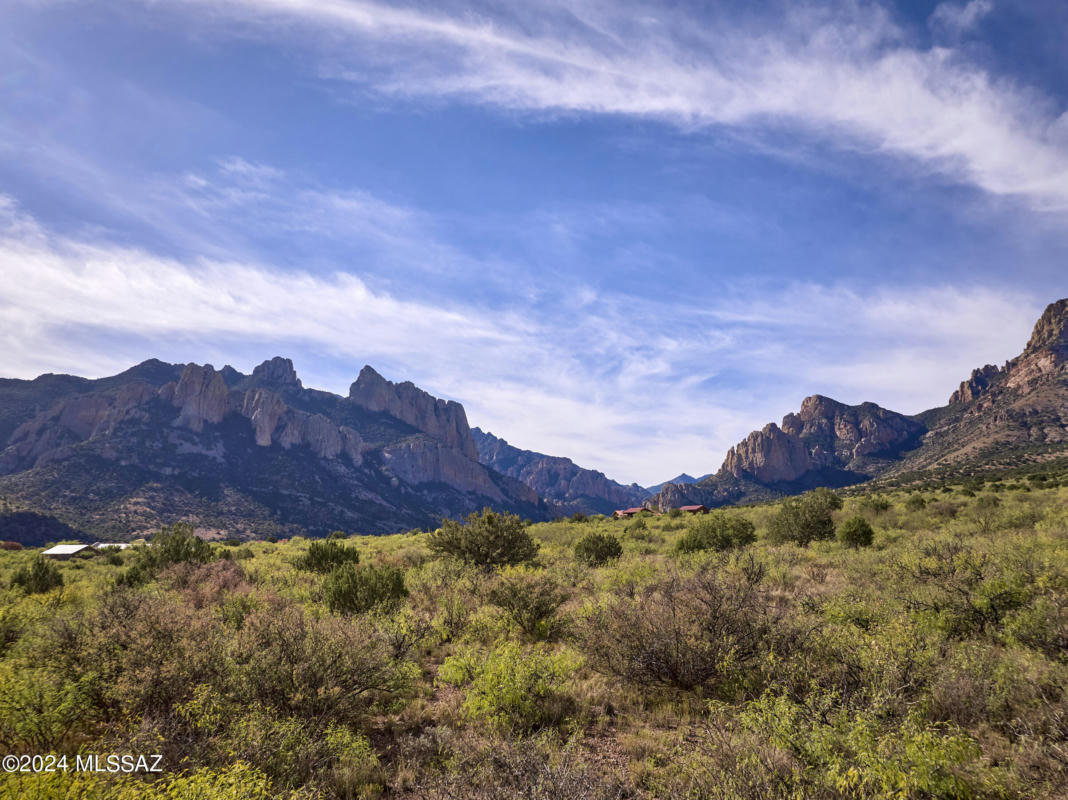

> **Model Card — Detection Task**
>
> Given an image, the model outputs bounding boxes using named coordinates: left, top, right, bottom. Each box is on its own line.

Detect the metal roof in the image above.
left=41, top=544, right=91, bottom=555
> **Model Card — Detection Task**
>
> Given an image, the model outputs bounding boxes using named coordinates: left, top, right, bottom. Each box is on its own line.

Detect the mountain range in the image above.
left=653, top=298, right=1068, bottom=509
left=0, top=298, right=1064, bottom=543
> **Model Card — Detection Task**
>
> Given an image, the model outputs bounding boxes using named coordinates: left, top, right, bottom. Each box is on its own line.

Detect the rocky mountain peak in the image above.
left=250, top=357, right=302, bottom=389
left=349, top=366, right=478, bottom=460
left=1024, top=298, right=1068, bottom=357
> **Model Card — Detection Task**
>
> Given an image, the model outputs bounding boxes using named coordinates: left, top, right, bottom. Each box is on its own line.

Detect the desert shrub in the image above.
left=406, top=559, right=482, bottom=642
left=767, top=488, right=842, bottom=546
left=675, top=513, right=756, bottom=554
left=488, top=568, right=569, bottom=641
left=569, top=512, right=588, bottom=523
left=0, top=664, right=90, bottom=750
left=322, top=723, right=383, bottom=798
left=403, top=729, right=627, bottom=799
left=582, top=560, right=793, bottom=696
left=323, top=563, right=408, bottom=615
left=857, top=495, right=891, bottom=514
left=1005, top=592, right=1068, bottom=662
left=427, top=508, right=538, bottom=568
left=574, top=532, right=623, bottom=565
left=970, top=494, right=1003, bottom=534
left=119, top=523, right=214, bottom=585
left=740, top=694, right=1010, bottom=799
left=9, top=556, right=63, bottom=594
left=625, top=516, right=648, bottom=535
left=328, top=530, right=348, bottom=540
left=41, top=589, right=227, bottom=719
left=905, top=494, right=928, bottom=511
left=294, top=539, right=360, bottom=573
left=896, top=538, right=1034, bottom=637
left=438, top=641, right=577, bottom=731
left=0, top=541, right=23, bottom=550
left=233, top=602, right=406, bottom=725
left=837, top=516, right=874, bottom=549
left=667, top=507, right=683, bottom=518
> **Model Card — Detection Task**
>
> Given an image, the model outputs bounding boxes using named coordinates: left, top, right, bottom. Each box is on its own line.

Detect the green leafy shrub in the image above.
left=427, top=508, right=538, bottom=568
left=905, top=494, right=928, bottom=511
left=574, top=532, right=623, bottom=565
left=488, top=568, right=569, bottom=641
left=9, top=555, right=63, bottom=594
left=675, top=514, right=756, bottom=554
left=767, top=488, right=842, bottom=546
left=837, top=516, right=874, bottom=549
left=295, top=539, right=360, bottom=573
left=323, top=563, right=407, bottom=615
left=439, top=641, right=577, bottom=731
left=857, top=495, right=891, bottom=514
left=119, top=523, right=214, bottom=585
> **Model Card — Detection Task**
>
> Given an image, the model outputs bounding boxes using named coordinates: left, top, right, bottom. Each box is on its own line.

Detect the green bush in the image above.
left=837, top=516, right=874, bottom=549
left=857, top=495, right=891, bottom=514
left=323, top=564, right=407, bottom=614
left=438, top=641, right=577, bottom=731
left=427, top=508, right=538, bottom=568
left=119, top=523, right=214, bottom=585
left=574, top=532, right=623, bottom=565
left=295, top=539, right=360, bottom=573
left=767, top=488, right=842, bottom=546
left=488, top=568, right=569, bottom=640
left=675, top=514, right=756, bottom=554
left=905, top=494, right=928, bottom=511
left=9, top=555, right=63, bottom=594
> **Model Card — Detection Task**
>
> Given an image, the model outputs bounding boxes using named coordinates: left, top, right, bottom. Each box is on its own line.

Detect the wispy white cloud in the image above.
left=151, top=0, right=1068, bottom=209
left=0, top=196, right=1043, bottom=484
left=930, top=0, right=994, bottom=38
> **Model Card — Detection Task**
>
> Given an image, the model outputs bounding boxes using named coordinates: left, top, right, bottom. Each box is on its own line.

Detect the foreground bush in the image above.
left=574, top=532, right=623, bottom=565
left=323, top=563, right=407, bottom=615
left=489, top=568, right=569, bottom=640
left=119, top=522, right=214, bottom=585
left=675, top=514, right=756, bottom=554
left=582, top=560, right=795, bottom=695
left=294, top=539, right=360, bottom=573
left=427, top=508, right=538, bottom=567
left=9, top=556, right=63, bottom=594
left=438, top=641, right=577, bottom=731
left=837, top=515, right=875, bottom=549
left=768, top=488, right=842, bottom=546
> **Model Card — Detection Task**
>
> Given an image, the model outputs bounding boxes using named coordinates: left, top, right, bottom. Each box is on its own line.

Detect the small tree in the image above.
left=427, top=508, right=538, bottom=568
left=574, top=532, right=623, bottom=566
left=837, top=516, right=874, bottom=549
left=10, top=556, right=63, bottom=594
left=767, top=488, right=842, bottom=546
left=296, top=539, right=361, bottom=573
left=324, top=564, right=407, bottom=615
left=675, top=514, right=756, bottom=554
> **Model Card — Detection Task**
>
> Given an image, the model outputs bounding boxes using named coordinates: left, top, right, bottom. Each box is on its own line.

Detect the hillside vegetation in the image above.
left=2, top=475, right=1068, bottom=798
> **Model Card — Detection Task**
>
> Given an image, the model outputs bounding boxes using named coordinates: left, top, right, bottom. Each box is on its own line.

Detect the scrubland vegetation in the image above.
left=2, top=476, right=1068, bottom=798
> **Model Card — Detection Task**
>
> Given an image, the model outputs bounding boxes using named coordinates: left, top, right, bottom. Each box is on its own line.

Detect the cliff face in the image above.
left=349, top=366, right=478, bottom=459
left=471, top=428, right=648, bottom=515
left=905, top=298, right=1068, bottom=471
left=0, top=358, right=545, bottom=539
left=653, top=298, right=1068, bottom=510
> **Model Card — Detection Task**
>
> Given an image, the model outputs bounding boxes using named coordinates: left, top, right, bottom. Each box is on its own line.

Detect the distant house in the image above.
left=679, top=505, right=709, bottom=514
left=41, top=544, right=92, bottom=560
left=613, top=507, right=647, bottom=518
left=92, top=542, right=130, bottom=550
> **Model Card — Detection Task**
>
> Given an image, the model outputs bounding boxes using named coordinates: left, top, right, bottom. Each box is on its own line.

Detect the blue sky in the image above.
left=0, top=0, right=1066, bottom=485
